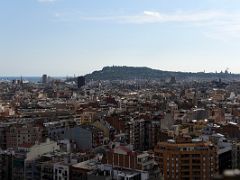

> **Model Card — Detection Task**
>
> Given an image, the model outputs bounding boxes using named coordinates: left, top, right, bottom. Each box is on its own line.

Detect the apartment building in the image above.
left=154, top=136, right=218, bottom=180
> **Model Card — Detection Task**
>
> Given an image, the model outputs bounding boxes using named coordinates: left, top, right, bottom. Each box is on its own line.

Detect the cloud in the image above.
left=53, top=10, right=240, bottom=40
left=38, top=0, right=56, bottom=3
left=121, top=10, right=228, bottom=24
left=69, top=10, right=228, bottom=24
left=143, top=11, right=161, bottom=18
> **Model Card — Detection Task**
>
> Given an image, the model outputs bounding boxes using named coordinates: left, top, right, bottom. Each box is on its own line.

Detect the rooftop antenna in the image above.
left=225, top=67, right=229, bottom=74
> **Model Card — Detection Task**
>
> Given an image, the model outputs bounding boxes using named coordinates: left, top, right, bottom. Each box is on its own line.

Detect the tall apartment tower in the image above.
left=42, top=74, right=48, bottom=84
left=154, top=137, right=218, bottom=180
left=77, top=76, right=85, bottom=88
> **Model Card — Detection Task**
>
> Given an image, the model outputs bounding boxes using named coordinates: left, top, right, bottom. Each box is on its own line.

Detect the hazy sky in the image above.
left=1, top=0, right=240, bottom=76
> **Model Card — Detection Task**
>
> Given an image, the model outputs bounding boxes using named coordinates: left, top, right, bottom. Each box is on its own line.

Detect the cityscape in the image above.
left=2, top=0, right=240, bottom=180
left=1, top=68, right=240, bottom=180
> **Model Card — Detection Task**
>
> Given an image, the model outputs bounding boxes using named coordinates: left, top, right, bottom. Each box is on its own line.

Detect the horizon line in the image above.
left=0, top=65, right=238, bottom=77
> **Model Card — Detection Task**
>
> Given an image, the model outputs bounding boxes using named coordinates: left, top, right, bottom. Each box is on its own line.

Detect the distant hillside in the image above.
left=85, top=66, right=240, bottom=81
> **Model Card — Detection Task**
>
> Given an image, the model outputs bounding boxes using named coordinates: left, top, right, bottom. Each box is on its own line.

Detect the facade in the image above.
left=41, top=161, right=54, bottom=180
left=154, top=137, right=218, bottom=180
left=125, top=119, right=161, bottom=151
left=0, top=126, right=7, bottom=150
left=12, top=152, right=25, bottom=180
left=125, top=119, right=146, bottom=151
left=209, top=133, right=233, bottom=174
left=232, top=142, right=240, bottom=169
left=0, top=139, right=60, bottom=180
left=0, top=152, right=13, bottom=180
left=218, top=149, right=232, bottom=174
left=144, top=120, right=161, bottom=150
left=54, top=163, right=70, bottom=180
left=48, top=126, right=103, bottom=151
left=71, top=159, right=98, bottom=180
left=102, top=143, right=158, bottom=179
left=192, top=108, right=208, bottom=121
left=6, top=125, right=43, bottom=149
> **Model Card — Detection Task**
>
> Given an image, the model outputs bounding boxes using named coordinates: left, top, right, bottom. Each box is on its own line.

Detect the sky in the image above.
left=1, top=0, right=240, bottom=76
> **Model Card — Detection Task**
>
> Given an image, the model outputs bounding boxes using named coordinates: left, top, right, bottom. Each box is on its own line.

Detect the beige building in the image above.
left=154, top=137, right=218, bottom=180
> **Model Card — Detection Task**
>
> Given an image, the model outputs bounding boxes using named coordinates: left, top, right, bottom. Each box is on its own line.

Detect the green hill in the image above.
left=85, top=66, right=240, bottom=81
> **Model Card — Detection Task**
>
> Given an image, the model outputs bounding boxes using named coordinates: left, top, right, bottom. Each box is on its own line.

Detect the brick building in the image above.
left=154, top=137, right=218, bottom=180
